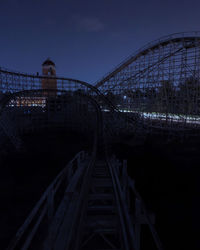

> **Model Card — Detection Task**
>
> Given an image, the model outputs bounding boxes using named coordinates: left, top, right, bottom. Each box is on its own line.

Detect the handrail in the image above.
left=107, top=157, right=137, bottom=250
left=6, top=151, right=86, bottom=250
left=64, top=150, right=97, bottom=250
left=128, top=177, right=164, bottom=250
left=107, top=155, right=164, bottom=250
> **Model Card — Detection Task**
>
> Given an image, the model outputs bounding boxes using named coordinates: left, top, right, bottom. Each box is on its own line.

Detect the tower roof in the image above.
left=42, top=58, right=55, bottom=66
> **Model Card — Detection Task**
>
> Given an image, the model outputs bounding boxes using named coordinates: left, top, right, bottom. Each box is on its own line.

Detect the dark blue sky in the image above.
left=1, top=0, right=200, bottom=84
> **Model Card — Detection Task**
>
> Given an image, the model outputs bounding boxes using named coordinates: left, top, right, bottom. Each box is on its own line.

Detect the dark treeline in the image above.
left=106, top=77, right=200, bottom=116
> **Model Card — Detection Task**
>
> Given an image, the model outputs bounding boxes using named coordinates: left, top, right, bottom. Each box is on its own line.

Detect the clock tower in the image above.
left=41, top=58, right=57, bottom=93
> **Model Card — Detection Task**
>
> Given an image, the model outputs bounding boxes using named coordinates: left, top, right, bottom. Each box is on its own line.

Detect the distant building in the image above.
left=41, top=58, right=57, bottom=93
left=8, top=59, right=58, bottom=108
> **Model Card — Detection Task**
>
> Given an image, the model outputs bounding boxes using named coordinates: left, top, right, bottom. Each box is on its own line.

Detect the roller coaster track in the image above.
left=95, top=32, right=200, bottom=88
left=5, top=32, right=200, bottom=249
left=6, top=93, right=163, bottom=250
left=0, top=70, right=141, bottom=151
left=0, top=68, right=136, bottom=148
left=0, top=68, right=118, bottom=112
left=93, top=31, right=200, bottom=132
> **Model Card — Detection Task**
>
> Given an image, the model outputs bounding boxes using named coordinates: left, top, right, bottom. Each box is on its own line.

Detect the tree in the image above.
left=143, top=87, right=157, bottom=112
left=178, top=77, right=200, bottom=115
left=105, top=91, right=122, bottom=107
left=158, top=80, right=176, bottom=114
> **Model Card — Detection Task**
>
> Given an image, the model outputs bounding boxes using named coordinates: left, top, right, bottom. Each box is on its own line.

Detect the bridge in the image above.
left=1, top=31, right=200, bottom=249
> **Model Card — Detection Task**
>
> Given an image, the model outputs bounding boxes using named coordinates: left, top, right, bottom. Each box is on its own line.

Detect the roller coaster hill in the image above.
left=1, top=32, right=200, bottom=250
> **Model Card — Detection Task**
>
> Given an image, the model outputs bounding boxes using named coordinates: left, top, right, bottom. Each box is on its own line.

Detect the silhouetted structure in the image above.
left=1, top=31, right=200, bottom=249
left=42, top=58, right=57, bottom=95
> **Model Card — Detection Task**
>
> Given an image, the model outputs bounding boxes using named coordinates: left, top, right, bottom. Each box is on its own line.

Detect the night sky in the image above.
left=1, top=0, right=200, bottom=84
